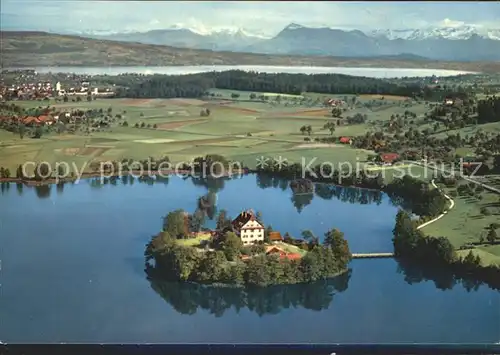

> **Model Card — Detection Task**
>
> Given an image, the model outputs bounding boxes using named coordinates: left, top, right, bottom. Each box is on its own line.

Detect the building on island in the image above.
left=268, top=231, right=283, bottom=243
left=231, top=210, right=265, bottom=245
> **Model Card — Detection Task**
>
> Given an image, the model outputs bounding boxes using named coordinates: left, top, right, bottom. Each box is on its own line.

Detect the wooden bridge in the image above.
left=352, top=253, right=394, bottom=259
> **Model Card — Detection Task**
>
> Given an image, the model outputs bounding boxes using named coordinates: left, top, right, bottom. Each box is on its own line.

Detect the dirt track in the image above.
left=157, top=119, right=208, bottom=130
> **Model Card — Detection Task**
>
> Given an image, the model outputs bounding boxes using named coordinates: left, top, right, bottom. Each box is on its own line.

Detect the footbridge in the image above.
left=352, top=253, right=394, bottom=259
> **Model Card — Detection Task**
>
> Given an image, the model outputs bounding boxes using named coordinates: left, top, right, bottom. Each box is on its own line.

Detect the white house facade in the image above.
left=239, top=220, right=265, bottom=245
left=231, top=210, right=265, bottom=245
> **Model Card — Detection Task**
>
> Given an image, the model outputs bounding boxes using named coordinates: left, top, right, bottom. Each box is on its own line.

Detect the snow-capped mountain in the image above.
left=84, top=24, right=269, bottom=51
left=167, top=23, right=271, bottom=39
left=244, top=22, right=500, bottom=61
left=368, top=25, right=500, bottom=41
left=68, top=21, right=500, bottom=61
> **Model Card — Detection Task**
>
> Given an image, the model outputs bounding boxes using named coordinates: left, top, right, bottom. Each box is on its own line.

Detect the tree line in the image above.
left=477, top=96, right=500, bottom=124
left=393, top=210, right=500, bottom=290
left=116, top=70, right=428, bottom=99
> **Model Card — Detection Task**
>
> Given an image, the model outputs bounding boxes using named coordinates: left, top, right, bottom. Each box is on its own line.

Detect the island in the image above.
left=145, top=209, right=352, bottom=287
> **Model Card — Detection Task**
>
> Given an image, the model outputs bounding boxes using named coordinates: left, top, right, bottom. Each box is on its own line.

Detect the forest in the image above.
left=115, top=70, right=426, bottom=98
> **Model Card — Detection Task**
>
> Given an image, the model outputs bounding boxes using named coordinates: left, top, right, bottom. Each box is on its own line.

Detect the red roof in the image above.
left=339, top=137, right=351, bottom=143
left=23, top=116, right=39, bottom=124
left=37, top=115, right=52, bottom=122
left=283, top=253, right=302, bottom=261
left=266, top=246, right=286, bottom=256
left=231, top=210, right=263, bottom=231
left=380, top=153, right=400, bottom=162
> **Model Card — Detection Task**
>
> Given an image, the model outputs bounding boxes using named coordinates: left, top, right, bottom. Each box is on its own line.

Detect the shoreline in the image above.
left=0, top=169, right=246, bottom=186
left=175, top=268, right=351, bottom=289
left=0, top=168, right=383, bottom=192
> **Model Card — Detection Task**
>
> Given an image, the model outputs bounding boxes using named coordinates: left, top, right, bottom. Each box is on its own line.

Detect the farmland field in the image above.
left=2, top=90, right=499, bottom=267
left=2, top=95, right=407, bottom=172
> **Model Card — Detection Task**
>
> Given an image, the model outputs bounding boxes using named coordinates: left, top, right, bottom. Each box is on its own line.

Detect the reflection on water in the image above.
left=0, top=175, right=498, bottom=343
left=146, top=264, right=351, bottom=317
left=2, top=175, right=384, bottom=214
left=396, top=257, right=500, bottom=292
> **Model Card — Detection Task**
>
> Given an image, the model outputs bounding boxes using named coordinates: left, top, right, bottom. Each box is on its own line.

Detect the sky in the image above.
left=2, top=1, right=500, bottom=36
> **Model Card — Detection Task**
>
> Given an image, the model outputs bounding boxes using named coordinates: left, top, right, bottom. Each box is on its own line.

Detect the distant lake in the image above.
left=20, top=65, right=476, bottom=78
left=0, top=175, right=498, bottom=343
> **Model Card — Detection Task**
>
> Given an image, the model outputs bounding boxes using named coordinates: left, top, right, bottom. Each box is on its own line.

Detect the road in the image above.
left=412, top=161, right=500, bottom=195
left=416, top=179, right=455, bottom=230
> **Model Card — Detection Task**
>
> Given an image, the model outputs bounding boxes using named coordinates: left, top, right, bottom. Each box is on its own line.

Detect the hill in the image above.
left=2, top=31, right=500, bottom=73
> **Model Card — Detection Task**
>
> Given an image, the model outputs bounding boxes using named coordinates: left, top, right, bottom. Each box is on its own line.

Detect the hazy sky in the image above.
left=2, top=1, right=499, bottom=35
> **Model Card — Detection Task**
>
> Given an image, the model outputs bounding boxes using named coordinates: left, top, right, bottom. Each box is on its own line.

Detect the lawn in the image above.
left=420, top=182, right=500, bottom=266
left=175, top=233, right=212, bottom=247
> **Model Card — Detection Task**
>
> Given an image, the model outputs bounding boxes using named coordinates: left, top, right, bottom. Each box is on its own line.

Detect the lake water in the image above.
left=0, top=175, right=498, bottom=343
left=21, top=65, right=476, bottom=78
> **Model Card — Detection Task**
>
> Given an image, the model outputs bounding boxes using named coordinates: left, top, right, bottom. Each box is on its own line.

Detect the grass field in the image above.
left=1, top=95, right=407, bottom=173
left=420, top=183, right=500, bottom=266
left=0, top=95, right=457, bottom=176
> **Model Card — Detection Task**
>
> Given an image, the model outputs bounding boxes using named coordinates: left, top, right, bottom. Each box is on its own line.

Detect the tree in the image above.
left=189, top=209, right=205, bottom=233
left=33, top=126, right=43, bottom=139
left=163, top=210, right=187, bottom=239
left=16, top=164, right=24, bottom=179
left=19, top=124, right=26, bottom=139
left=34, top=162, right=51, bottom=181
left=196, top=251, right=227, bottom=282
left=323, top=121, right=335, bottom=135
left=301, top=229, right=319, bottom=245
left=331, top=107, right=342, bottom=117
left=249, top=93, right=257, bottom=100
left=264, top=225, right=273, bottom=243
left=231, top=93, right=240, bottom=99
left=300, top=125, right=306, bottom=135
left=216, top=209, right=230, bottom=231
left=244, top=255, right=271, bottom=287
left=324, top=228, right=351, bottom=265
left=172, top=246, right=200, bottom=281
left=487, top=228, right=498, bottom=244
left=220, top=231, right=243, bottom=261
left=306, top=125, right=312, bottom=135
left=0, top=167, right=10, bottom=179
left=86, top=95, right=92, bottom=102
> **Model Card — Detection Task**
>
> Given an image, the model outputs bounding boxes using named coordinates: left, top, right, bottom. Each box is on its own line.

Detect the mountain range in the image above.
left=4, top=31, right=500, bottom=73
left=88, top=23, right=500, bottom=61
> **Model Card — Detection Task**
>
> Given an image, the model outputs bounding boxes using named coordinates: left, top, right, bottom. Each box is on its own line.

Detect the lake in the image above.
left=20, top=65, right=476, bottom=78
left=0, top=175, right=498, bottom=343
